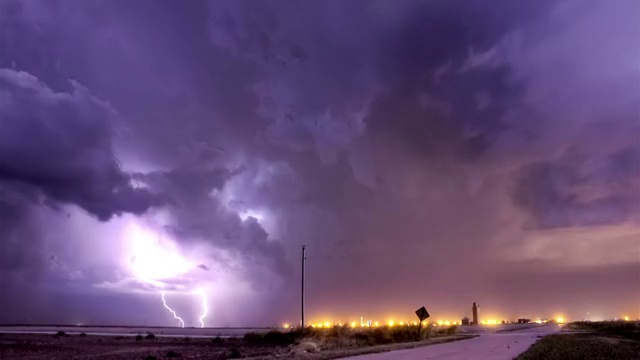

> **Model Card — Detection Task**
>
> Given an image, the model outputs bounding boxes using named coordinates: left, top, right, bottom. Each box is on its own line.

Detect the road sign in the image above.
left=415, top=306, right=430, bottom=321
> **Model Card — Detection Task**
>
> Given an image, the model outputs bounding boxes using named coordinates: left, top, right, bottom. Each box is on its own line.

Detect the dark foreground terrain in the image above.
left=0, top=325, right=470, bottom=360
left=517, top=321, right=640, bottom=360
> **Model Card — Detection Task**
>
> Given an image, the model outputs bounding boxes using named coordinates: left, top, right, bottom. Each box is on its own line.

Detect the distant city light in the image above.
left=624, top=316, right=630, bottom=321
left=350, top=321, right=357, bottom=328
left=388, top=320, right=395, bottom=327
left=324, top=321, right=331, bottom=328
left=374, top=322, right=380, bottom=327
left=437, top=320, right=443, bottom=326
left=283, top=323, right=290, bottom=329
left=555, top=317, right=565, bottom=324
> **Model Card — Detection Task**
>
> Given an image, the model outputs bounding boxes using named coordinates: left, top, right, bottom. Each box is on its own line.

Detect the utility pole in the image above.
left=301, top=245, right=306, bottom=328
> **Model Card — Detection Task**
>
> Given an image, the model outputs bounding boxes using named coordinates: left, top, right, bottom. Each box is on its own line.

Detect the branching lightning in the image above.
left=161, top=291, right=185, bottom=328
left=128, top=222, right=210, bottom=327
left=198, top=289, right=208, bottom=328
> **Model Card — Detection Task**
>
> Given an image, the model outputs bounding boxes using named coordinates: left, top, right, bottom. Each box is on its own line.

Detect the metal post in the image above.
left=301, top=245, right=306, bottom=328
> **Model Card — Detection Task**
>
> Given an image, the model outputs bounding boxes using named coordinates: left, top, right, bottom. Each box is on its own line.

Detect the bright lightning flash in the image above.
left=161, top=291, right=185, bottom=328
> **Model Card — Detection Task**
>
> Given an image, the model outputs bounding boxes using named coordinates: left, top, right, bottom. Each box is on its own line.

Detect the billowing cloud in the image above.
left=0, top=0, right=638, bottom=326
left=0, top=69, right=164, bottom=220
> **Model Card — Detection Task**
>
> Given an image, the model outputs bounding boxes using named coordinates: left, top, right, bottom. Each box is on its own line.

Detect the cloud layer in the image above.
left=0, top=0, right=638, bottom=325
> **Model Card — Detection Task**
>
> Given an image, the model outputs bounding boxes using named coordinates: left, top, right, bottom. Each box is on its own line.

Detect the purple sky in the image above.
left=0, top=0, right=638, bottom=327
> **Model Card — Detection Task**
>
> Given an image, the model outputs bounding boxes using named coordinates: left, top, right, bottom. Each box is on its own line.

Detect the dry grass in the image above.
left=247, top=335, right=473, bottom=360
left=0, top=325, right=469, bottom=360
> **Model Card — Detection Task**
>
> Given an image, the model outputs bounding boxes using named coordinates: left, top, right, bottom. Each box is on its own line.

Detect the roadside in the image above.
left=0, top=325, right=470, bottom=360
left=516, top=321, right=640, bottom=360
left=246, top=335, right=473, bottom=360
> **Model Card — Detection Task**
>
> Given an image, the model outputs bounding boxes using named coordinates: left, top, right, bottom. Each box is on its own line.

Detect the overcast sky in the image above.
left=0, top=0, right=638, bottom=327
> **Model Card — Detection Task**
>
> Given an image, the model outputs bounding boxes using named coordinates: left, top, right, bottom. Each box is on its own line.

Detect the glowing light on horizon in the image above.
left=555, top=317, right=565, bottom=324
left=624, top=316, right=630, bottom=321
left=388, top=320, right=395, bottom=327
left=126, top=223, right=212, bottom=328
left=161, top=291, right=185, bottom=328
left=283, top=323, right=290, bottom=329
left=239, top=210, right=264, bottom=222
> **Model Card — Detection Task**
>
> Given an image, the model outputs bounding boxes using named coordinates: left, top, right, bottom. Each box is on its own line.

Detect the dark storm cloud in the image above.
left=139, top=166, right=291, bottom=281
left=0, top=0, right=638, bottom=326
left=515, top=146, right=640, bottom=229
left=0, top=191, right=41, bottom=271
left=0, top=69, right=164, bottom=220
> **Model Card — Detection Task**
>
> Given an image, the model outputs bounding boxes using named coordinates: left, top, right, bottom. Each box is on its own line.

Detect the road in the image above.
left=0, top=325, right=269, bottom=338
left=343, top=325, right=561, bottom=360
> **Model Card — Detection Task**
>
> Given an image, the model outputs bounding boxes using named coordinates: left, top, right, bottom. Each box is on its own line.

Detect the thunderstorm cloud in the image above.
left=0, top=0, right=638, bottom=326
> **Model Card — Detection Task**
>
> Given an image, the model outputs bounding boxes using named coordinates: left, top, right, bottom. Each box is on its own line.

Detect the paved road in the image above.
left=343, top=325, right=561, bottom=360
left=0, top=325, right=269, bottom=338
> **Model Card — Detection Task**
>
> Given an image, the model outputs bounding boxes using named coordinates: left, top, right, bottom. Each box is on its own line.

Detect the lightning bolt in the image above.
left=161, top=291, right=185, bottom=328
left=198, top=289, right=208, bottom=328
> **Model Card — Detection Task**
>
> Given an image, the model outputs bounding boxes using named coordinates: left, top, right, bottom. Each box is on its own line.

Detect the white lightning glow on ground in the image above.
left=161, top=291, right=185, bottom=328
left=197, top=288, right=208, bottom=328
left=239, top=209, right=264, bottom=222
left=126, top=222, right=211, bottom=328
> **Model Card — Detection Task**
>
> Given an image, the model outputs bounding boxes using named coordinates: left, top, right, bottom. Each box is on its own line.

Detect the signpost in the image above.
left=415, top=306, right=430, bottom=340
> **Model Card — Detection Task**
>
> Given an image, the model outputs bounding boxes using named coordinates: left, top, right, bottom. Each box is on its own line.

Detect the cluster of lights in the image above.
left=435, top=320, right=457, bottom=326
left=284, top=313, right=637, bottom=330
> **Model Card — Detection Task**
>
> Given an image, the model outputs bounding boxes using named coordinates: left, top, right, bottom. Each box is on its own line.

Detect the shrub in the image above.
left=166, top=350, right=181, bottom=358
left=421, top=324, right=433, bottom=339
left=145, top=333, right=156, bottom=340
left=292, top=341, right=320, bottom=354
left=243, top=332, right=263, bottom=343
left=135, top=335, right=144, bottom=341
left=370, top=328, right=393, bottom=345
left=227, top=347, right=242, bottom=359
left=143, top=356, right=157, bottom=360
left=54, top=331, right=66, bottom=337
left=211, top=336, right=224, bottom=344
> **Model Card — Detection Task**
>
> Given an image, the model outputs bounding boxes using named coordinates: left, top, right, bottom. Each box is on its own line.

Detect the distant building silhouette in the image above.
left=472, top=303, right=479, bottom=325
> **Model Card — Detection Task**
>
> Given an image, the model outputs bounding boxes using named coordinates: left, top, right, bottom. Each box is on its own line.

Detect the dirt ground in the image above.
left=0, top=333, right=471, bottom=360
